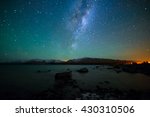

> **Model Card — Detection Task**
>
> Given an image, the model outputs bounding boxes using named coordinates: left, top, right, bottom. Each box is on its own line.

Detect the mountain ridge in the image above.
left=0, top=57, right=134, bottom=65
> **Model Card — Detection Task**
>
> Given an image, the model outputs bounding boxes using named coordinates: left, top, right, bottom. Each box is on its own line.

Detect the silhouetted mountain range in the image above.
left=0, top=57, right=133, bottom=65
left=66, top=57, right=133, bottom=65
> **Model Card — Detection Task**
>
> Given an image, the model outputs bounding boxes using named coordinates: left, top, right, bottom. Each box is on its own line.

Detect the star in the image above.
left=69, top=0, right=95, bottom=50
left=0, top=0, right=149, bottom=61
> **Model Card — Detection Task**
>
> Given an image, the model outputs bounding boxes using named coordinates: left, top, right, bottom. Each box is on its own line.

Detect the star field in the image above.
left=0, top=0, right=150, bottom=62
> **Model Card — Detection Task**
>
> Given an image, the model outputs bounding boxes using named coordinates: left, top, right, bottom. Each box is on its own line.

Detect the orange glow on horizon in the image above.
left=136, top=61, right=143, bottom=64
left=135, top=60, right=150, bottom=64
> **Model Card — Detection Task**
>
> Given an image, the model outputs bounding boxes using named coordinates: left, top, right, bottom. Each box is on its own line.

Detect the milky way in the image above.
left=0, top=0, right=150, bottom=61
left=68, top=0, right=96, bottom=50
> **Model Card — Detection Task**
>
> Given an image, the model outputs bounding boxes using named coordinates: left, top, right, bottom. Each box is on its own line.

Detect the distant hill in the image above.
left=0, top=57, right=133, bottom=65
left=24, top=59, right=63, bottom=64
left=66, top=57, right=133, bottom=65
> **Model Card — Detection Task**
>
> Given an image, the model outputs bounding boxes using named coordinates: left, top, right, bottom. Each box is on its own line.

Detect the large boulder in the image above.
left=77, top=68, right=89, bottom=73
left=55, top=71, right=72, bottom=81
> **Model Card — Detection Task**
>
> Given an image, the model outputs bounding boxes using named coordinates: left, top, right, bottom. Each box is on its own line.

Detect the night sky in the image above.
left=0, top=0, right=150, bottom=62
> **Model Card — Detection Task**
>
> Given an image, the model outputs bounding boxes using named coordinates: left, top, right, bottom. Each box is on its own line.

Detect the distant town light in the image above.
left=136, top=61, right=143, bottom=64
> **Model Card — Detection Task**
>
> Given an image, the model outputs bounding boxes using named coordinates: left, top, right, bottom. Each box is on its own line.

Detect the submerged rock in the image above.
left=104, top=81, right=110, bottom=84
left=37, top=70, right=41, bottom=73
left=55, top=71, right=72, bottom=81
left=113, top=65, right=120, bottom=69
left=66, top=68, right=72, bottom=72
left=115, top=69, right=122, bottom=73
left=37, top=70, right=51, bottom=73
left=77, top=68, right=89, bottom=73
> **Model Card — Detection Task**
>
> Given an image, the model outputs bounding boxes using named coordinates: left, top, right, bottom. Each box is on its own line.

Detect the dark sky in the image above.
left=0, top=0, right=150, bottom=62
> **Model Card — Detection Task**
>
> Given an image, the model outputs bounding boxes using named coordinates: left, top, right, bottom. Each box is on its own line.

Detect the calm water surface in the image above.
left=0, top=65, right=150, bottom=98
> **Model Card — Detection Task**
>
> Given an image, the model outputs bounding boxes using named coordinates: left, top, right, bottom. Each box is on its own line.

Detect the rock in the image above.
left=104, top=81, right=110, bottom=84
left=37, top=70, right=51, bottom=73
left=63, top=87, right=81, bottom=99
left=37, top=70, right=41, bottom=73
left=115, top=69, right=122, bottom=73
left=81, top=92, right=100, bottom=100
left=98, top=82, right=104, bottom=85
left=66, top=68, right=70, bottom=70
left=55, top=71, right=72, bottom=81
left=77, top=68, right=89, bottom=73
left=114, top=65, right=120, bottom=69
left=107, top=67, right=113, bottom=69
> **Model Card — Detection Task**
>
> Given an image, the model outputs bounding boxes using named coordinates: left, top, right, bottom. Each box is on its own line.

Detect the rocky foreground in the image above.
left=34, top=65, right=150, bottom=100
left=1, top=64, right=149, bottom=100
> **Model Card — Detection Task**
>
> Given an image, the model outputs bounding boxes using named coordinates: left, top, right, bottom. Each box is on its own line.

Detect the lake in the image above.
left=0, top=65, right=150, bottom=99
